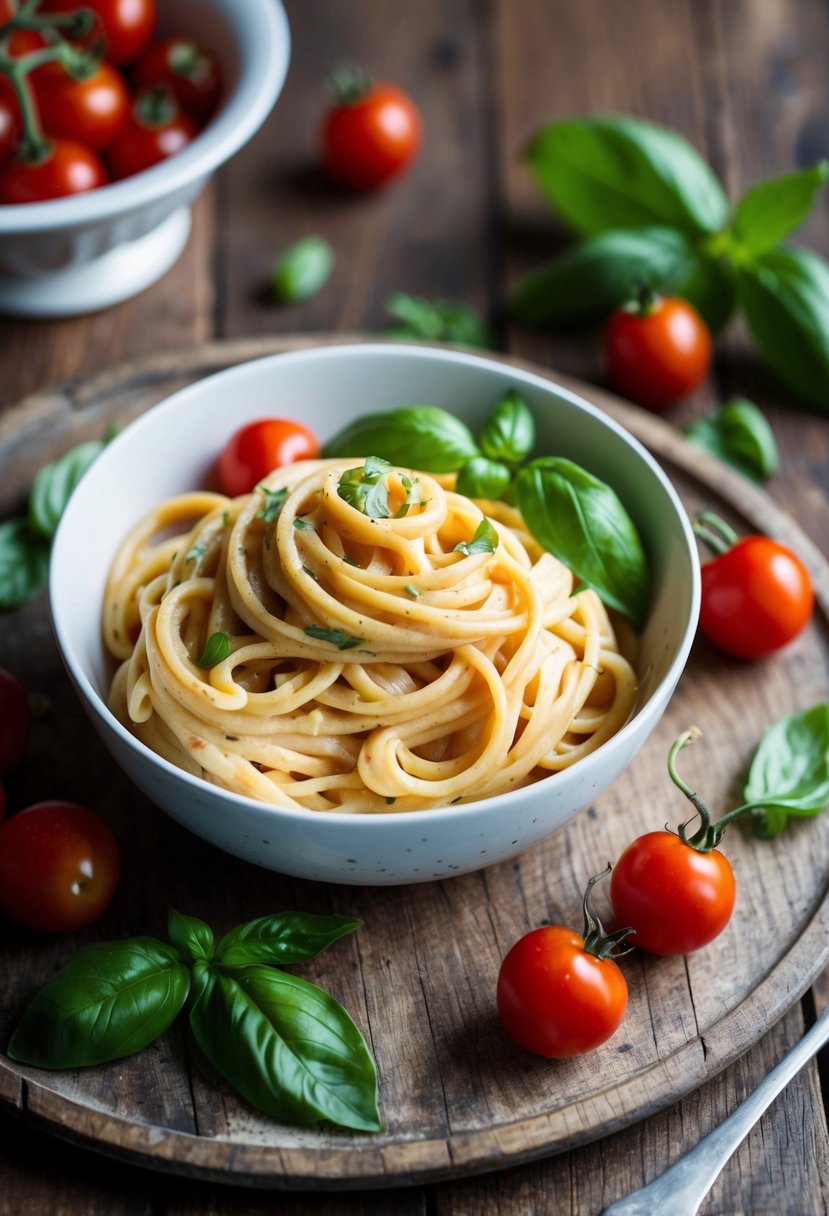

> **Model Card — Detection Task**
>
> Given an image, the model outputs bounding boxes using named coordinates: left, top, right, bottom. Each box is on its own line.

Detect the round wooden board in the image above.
left=1, top=337, right=828, bottom=1191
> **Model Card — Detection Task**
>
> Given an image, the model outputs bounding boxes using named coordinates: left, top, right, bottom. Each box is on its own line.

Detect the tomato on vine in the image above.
left=108, top=84, right=197, bottom=178
left=133, top=37, right=221, bottom=125
left=694, top=511, right=814, bottom=660
left=604, top=287, right=712, bottom=409
left=0, top=135, right=107, bottom=201
left=496, top=868, right=632, bottom=1058
left=34, top=60, right=130, bottom=151
left=321, top=63, right=422, bottom=190
left=0, top=77, right=19, bottom=163
left=39, top=0, right=156, bottom=66
left=218, top=419, right=321, bottom=497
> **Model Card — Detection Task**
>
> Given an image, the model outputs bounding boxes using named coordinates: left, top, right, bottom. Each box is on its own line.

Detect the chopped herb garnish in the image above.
left=222, top=510, right=230, bottom=527
left=454, top=517, right=499, bottom=556
left=304, top=625, right=365, bottom=650
left=395, top=474, right=422, bottom=519
left=337, top=456, right=395, bottom=519
left=385, top=797, right=396, bottom=805
left=342, top=554, right=359, bottom=567
left=196, top=631, right=231, bottom=668
left=185, top=543, right=207, bottom=564
left=302, top=565, right=318, bottom=580
left=293, top=517, right=316, bottom=531
left=256, top=485, right=288, bottom=526
left=405, top=583, right=421, bottom=598
left=238, top=546, right=247, bottom=555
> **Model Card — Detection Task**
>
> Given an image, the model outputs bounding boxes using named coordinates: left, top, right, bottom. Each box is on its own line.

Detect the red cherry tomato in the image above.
left=0, top=801, right=120, bottom=933
left=218, top=419, right=321, bottom=497
left=133, top=37, right=222, bottom=126
left=35, top=61, right=130, bottom=151
left=0, top=668, right=31, bottom=777
left=497, top=924, right=628, bottom=1058
left=39, top=0, right=156, bottom=65
left=0, top=79, right=20, bottom=164
left=610, top=831, right=736, bottom=956
left=604, top=292, right=712, bottom=409
left=107, top=84, right=197, bottom=179
left=0, top=137, right=107, bottom=203
left=695, top=514, right=814, bottom=659
left=322, top=78, right=422, bottom=190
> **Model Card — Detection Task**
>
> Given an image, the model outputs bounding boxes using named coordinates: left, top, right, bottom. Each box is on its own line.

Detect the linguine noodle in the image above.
left=104, top=458, right=638, bottom=813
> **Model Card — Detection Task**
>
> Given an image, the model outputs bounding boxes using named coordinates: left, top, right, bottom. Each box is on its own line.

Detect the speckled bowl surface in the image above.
left=50, top=343, right=700, bottom=885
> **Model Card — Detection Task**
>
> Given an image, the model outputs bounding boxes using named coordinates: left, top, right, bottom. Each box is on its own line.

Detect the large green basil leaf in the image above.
left=479, top=390, right=536, bottom=464
left=168, top=910, right=215, bottom=964
left=736, top=244, right=829, bottom=410
left=684, top=397, right=779, bottom=482
left=455, top=457, right=511, bottom=500
left=323, top=405, right=480, bottom=472
left=28, top=439, right=106, bottom=540
left=731, top=163, right=828, bottom=258
left=189, top=966, right=382, bottom=1132
left=526, top=116, right=730, bottom=237
left=510, top=227, right=734, bottom=332
left=216, top=912, right=361, bottom=968
left=514, top=458, right=649, bottom=628
left=0, top=518, right=51, bottom=611
left=743, top=703, right=829, bottom=838
left=8, top=938, right=190, bottom=1067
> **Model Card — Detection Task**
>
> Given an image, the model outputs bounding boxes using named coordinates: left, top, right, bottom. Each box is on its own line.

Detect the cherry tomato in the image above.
left=133, top=37, right=222, bottom=126
left=35, top=61, right=130, bottom=151
left=0, top=668, right=31, bottom=777
left=0, top=79, right=20, bottom=164
left=0, top=801, right=120, bottom=933
left=39, top=0, right=156, bottom=65
left=322, top=72, right=422, bottom=190
left=108, top=84, right=197, bottom=179
left=610, top=831, right=736, bottom=956
left=218, top=419, right=321, bottom=497
left=604, top=291, right=712, bottom=409
left=0, top=137, right=107, bottom=202
left=695, top=513, right=814, bottom=659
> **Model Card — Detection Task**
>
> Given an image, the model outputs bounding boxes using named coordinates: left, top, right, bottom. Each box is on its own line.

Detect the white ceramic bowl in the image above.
left=0, top=0, right=290, bottom=317
left=50, top=343, right=700, bottom=885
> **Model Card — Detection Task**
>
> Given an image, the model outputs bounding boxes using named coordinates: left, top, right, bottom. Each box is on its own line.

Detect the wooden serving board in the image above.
left=0, top=338, right=827, bottom=1191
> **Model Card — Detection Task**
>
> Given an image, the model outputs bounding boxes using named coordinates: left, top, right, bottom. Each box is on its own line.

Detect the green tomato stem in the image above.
left=580, top=865, right=635, bottom=959
left=692, top=510, right=739, bottom=556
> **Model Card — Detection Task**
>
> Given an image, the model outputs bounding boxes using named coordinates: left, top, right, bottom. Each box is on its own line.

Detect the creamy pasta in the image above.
left=104, top=458, right=638, bottom=813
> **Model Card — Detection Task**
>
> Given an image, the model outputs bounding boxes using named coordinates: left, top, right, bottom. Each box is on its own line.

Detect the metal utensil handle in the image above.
left=601, top=1002, right=829, bottom=1216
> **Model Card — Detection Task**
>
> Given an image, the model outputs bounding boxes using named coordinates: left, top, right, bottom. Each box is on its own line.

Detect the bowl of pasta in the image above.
left=50, top=343, right=700, bottom=885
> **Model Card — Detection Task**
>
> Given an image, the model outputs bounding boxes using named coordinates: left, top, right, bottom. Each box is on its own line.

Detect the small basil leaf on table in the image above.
left=323, top=405, right=480, bottom=472
left=684, top=397, right=779, bottom=481
left=216, top=912, right=362, bottom=967
left=384, top=293, right=493, bottom=348
left=479, top=390, right=536, bottom=464
left=7, top=938, right=191, bottom=1068
left=743, top=703, right=829, bottom=839
left=189, top=965, right=383, bottom=1132
left=730, top=163, right=829, bottom=258
left=271, top=235, right=334, bottom=303
left=736, top=244, right=829, bottom=410
left=28, top=438, right=107, bottom=540
left=0, top=519, right=51, bottom=610
left=168, top=910, right=215, bottom=965
left=455, top=457, right=511, bottom=500
left=525, top=115, right=730, bottom=237
left=514, top=458, right=649, bottom=629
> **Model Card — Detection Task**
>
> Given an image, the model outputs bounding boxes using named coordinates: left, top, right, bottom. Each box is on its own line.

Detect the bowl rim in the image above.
left=0, top=0, right=290, bottom=232
left=50, top=341, right=702, bottom=829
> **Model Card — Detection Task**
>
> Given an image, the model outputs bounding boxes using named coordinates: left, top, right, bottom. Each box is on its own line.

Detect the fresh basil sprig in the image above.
left=684, top=397, right=779, bottom=482
left=383, top=292, right=493, bottom=348
left=324, top=405, right=480, bottom=472
left=8, top=910, right=381, bottom=1133
left=515, top=114, right=829, bottom=405
left=742, top=704, right=829, bottom=839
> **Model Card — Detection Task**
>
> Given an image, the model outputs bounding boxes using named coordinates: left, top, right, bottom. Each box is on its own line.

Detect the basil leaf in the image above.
left=304, top=625, right=365, bottom=650
left=8, top=938, right=190, bottom=1068
left=514, top=458, right=649, bottom=628
left=526, top=115, right=730, bottom=237
left=216, top=913, right=361, bottom=968
left=685, top=397, right=779, bottom=482
left=0, top=518, right=50, bottom=611
left=675, top=250, right=737, bottom=334
left=293, top=517, right=316, bottom=531
left=189, top=966, right=382, bottom=1132
left=731, top=163, right=829, bottom=258
left=324, top=405, right=480, bottom=472
left=455, top=457, right=511, bottom=500
left=479, top=390, right=535, bottom=464
left=197, top=631, right=231, bottom=668
left=168, top=910, right=214, bottom=965
left=454, top=516, right=498, bottom=556
left=256, top=485, right=288, bottom=525
left=736, top=244, right=829, bottom=410
left=271, top=235, right=334, bottom=303
left=743, top=704, right=829, bottom=838
left=384, top=292, right=492, bottom=348
left=29, top=438, right=106, bottom=540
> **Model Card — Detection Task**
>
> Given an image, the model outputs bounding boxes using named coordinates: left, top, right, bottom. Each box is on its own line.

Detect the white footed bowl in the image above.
left=0, top=0, right=290, bottom=316
left=51, top=344, right=700, bottom=885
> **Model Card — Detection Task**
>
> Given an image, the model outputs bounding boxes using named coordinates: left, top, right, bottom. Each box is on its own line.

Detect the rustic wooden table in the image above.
left=1, top=1, right=828, bottom=1213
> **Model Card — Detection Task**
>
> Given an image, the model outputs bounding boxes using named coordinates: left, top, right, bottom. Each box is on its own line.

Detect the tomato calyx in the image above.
left=326, top=60, right=373, bottom=106
left=621, top=281, right=661, bottom=318
left=580, top=864, right=636, bottom=959
left=692, top=508, right=739, bottom=558
left=134, top=82, right=177, bottom=127
left=668, top=727, right=758, bottom=852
